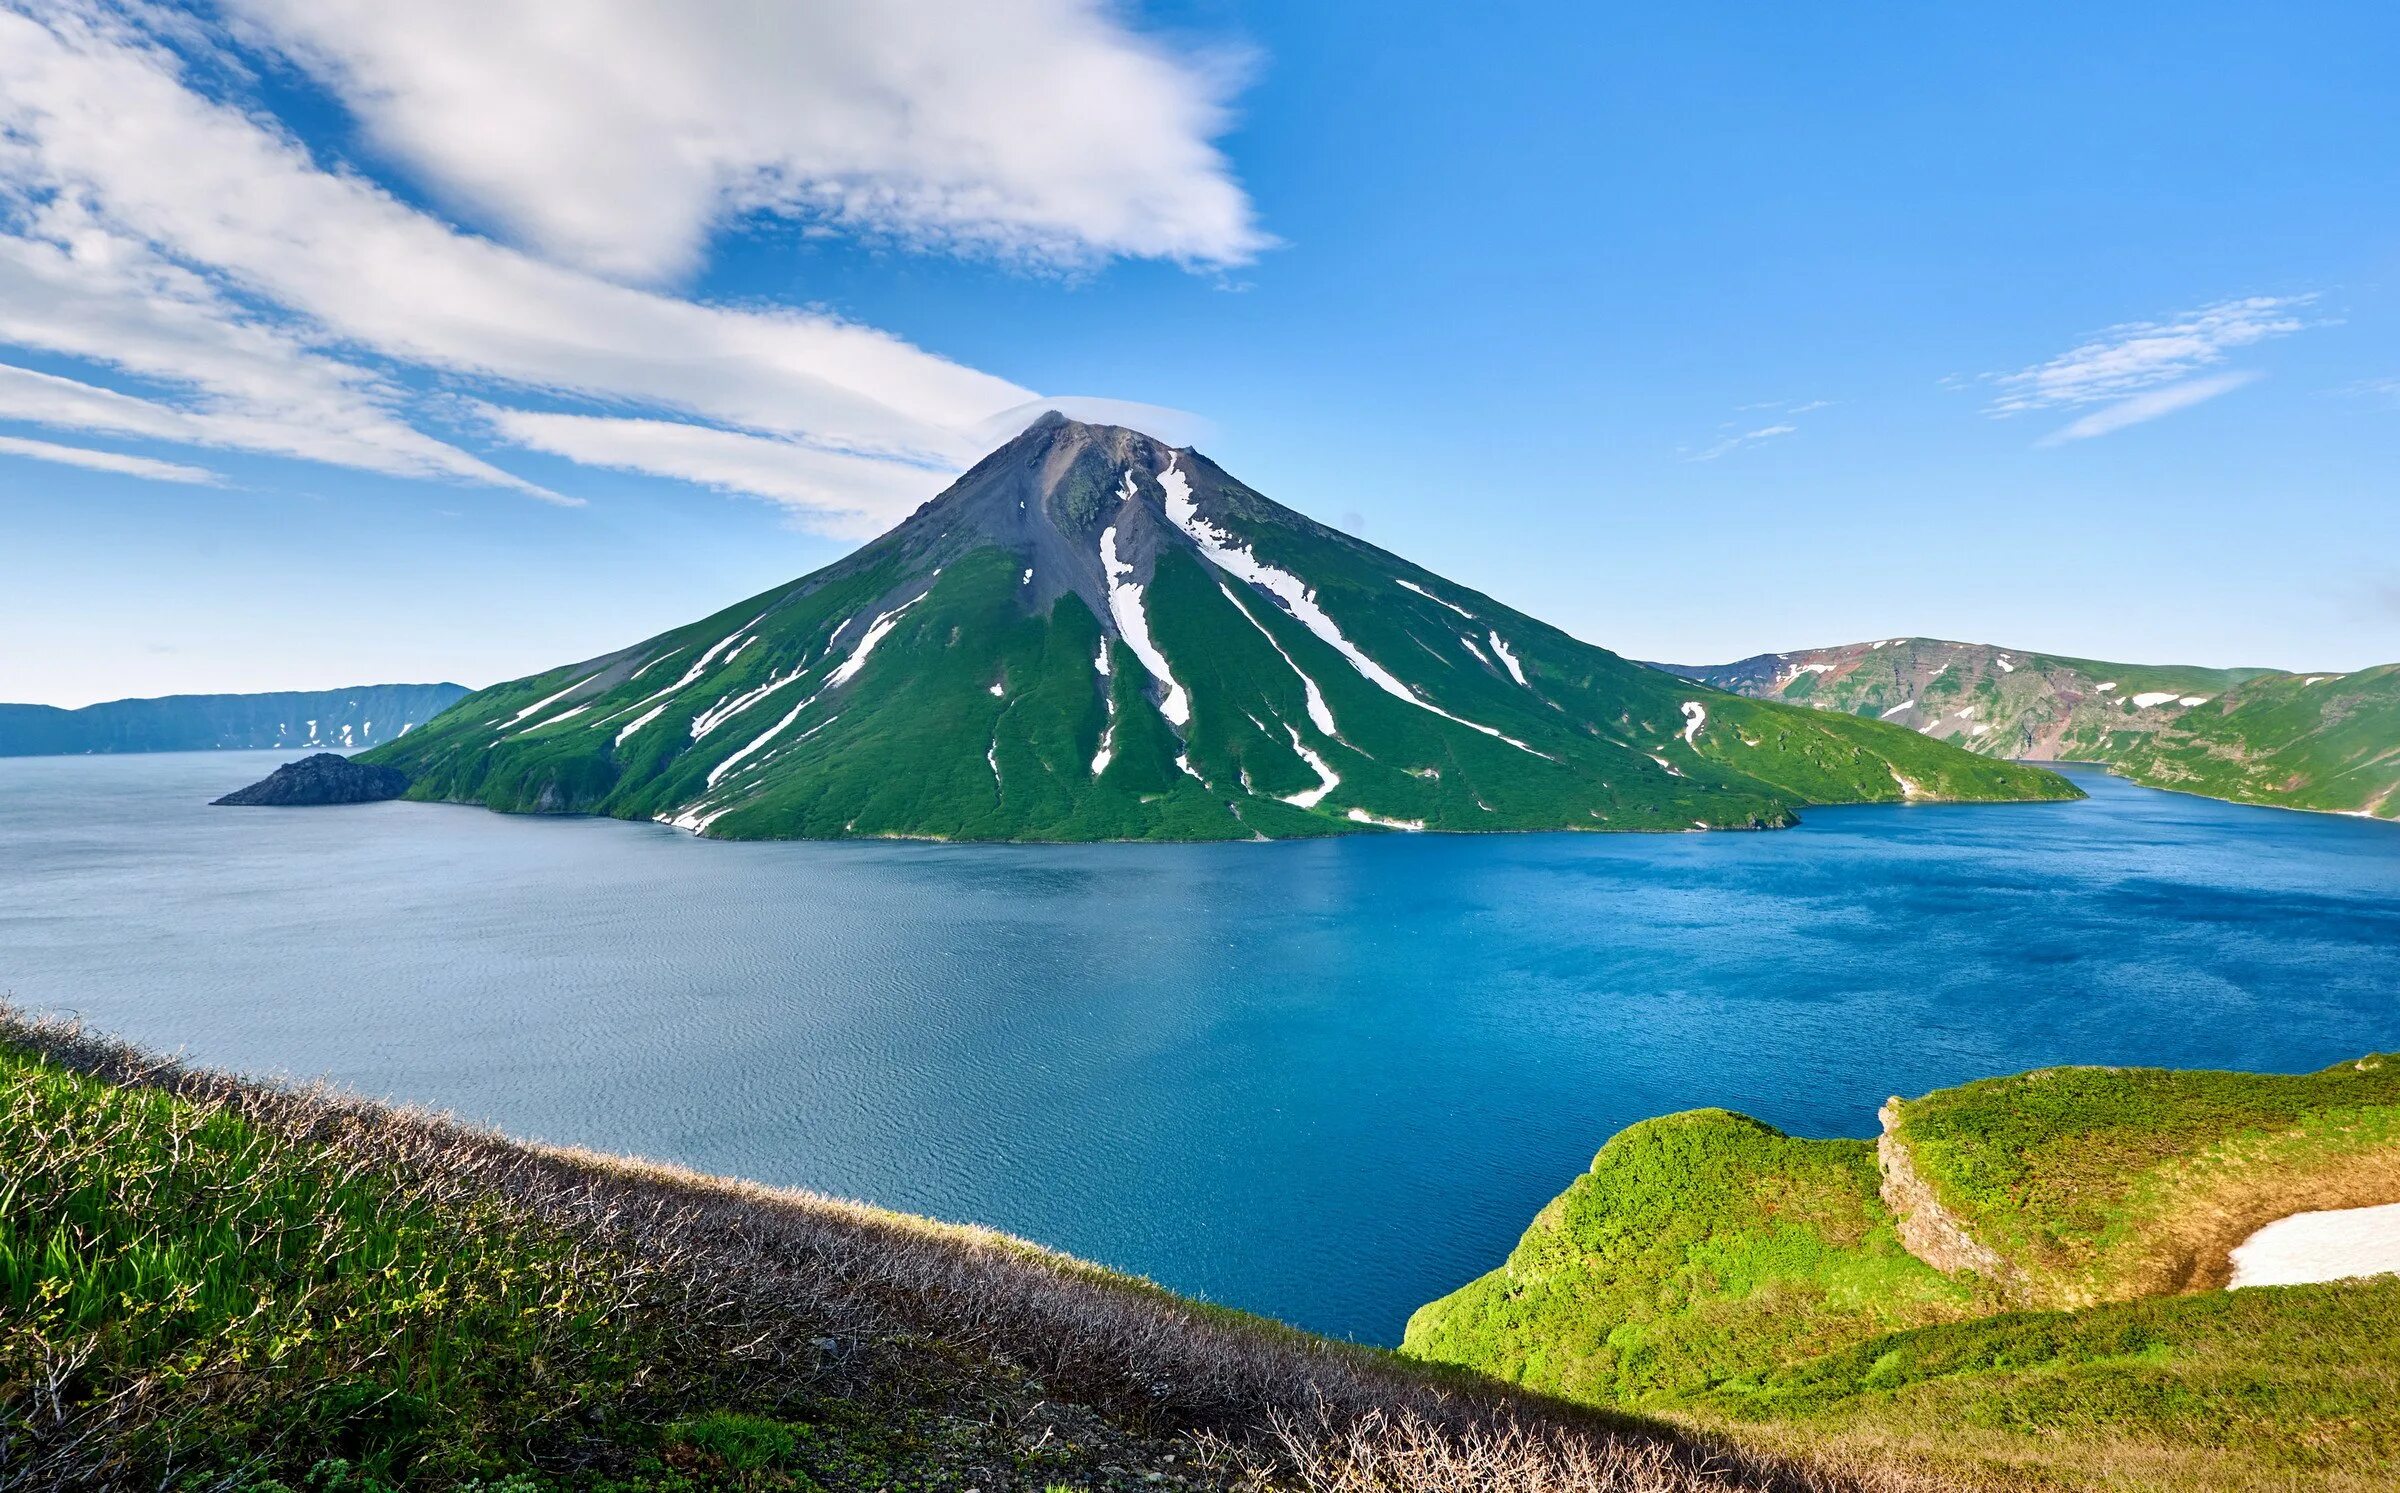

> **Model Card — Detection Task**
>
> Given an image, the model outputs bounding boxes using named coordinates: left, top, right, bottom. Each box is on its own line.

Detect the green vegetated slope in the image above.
left=367, top=416, right=2072, bottom=842
left=1660, top=639, right=2400, bottom=821
left=1684, top=1278, right=2400, bottom=1493
left=2102, top=664, right=2400, bottom=819
left=0, top=1016, right=1845, bottom=1493
left=1402, top=1111, right=1987, bottom=1408
left=1887, top=1054, right=2400, bottom=1305
left=1404, top=1059, right=2400, bottom=1492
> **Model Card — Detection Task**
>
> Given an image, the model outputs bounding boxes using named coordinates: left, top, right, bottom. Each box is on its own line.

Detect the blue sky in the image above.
left=2, top=1, right=2395, bottom=706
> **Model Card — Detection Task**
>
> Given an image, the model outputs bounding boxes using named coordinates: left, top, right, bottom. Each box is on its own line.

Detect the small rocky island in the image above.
left=213, top=753, right=410, bottom=807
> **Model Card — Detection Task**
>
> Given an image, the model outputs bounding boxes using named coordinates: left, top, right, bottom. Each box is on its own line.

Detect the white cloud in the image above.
left=1989, top=295, right=2311, bottom=416
left=0, top=207, right=562, bottom=496
left=226, top=0, right=1269, bottom=284
left=0, top=431, right=219, bottom=483
left=0, top=3, right=1254, bottom=506
left=2035, top=371, right=2259, bottom=444
left=969, top=396, right=1214, bottom=449
left=481, top=408, right=947, bottom=538
left=1689, top=423, right=1796, bottom=462
left=0, top=8, right=1030, bottom=458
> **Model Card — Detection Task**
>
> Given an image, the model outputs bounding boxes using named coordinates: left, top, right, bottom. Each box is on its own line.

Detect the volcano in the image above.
left=365, top=415, right=2074, bottom=840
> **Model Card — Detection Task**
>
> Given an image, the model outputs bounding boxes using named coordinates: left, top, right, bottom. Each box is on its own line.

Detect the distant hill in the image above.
left=0, top=682, right=469, bottom=757
left=367, top=415, right=2072, bottom=841
left=1655, top=638, right=2399, bottom=820
left=1404, top=1054, right=2400, bottom=1491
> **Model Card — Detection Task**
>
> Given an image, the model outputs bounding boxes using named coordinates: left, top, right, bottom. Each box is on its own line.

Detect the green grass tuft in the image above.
left=1401, top=1109, right=1983, bottom=1407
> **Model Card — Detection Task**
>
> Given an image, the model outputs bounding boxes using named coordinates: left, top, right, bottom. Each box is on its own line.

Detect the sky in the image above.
left=2, top=2, right=2396, bottom=707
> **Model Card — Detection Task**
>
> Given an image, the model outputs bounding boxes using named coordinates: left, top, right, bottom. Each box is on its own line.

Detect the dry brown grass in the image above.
left=2130, top=1135, right=2400, bottom=1296
left=0, top=1009, right=1940, bottom=1493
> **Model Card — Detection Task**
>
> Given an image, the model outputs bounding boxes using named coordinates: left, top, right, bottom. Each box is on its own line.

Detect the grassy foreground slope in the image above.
left=364, top=418, right=2073, bottom=842
left=0, top=1012, right=1888, bottom=1493
left=1405, top=1059, right=2400, bottom=1492
left=1687, top=1278, right=2400, bottom=1493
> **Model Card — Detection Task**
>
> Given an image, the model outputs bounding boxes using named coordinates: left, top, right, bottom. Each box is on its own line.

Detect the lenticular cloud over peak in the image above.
left=224, top=0, right=1273, bottom=284
left=0, top=0, right=1257, bottom=527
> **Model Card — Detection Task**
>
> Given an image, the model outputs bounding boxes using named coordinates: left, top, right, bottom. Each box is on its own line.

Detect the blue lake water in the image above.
left=4, top=751, right=2398, bottom=1344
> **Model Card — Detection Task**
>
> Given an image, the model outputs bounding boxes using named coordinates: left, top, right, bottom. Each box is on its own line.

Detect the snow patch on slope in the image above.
left=1218, top=582, right=1340, bottom=738
left=505, top=672, right=600, bottom=728
left=595, top=617, right=764, bottom=728
left=1397, top=577, right=1475, bottom=618
left=1490, top=634, right=1530, bottom=687
left=1100, top=502, right=1191, bottom=726
left=700, top=592, right=926, bottom=790
left=708, top=697, right=814, bottom=789
left=1155, top=454, right=1549, bottom=758
left=1092, top=644, right=1118, bottom=776
left=2231, top=1203, right=2400, bottom=1288
left=614, top=702, right=669, bottom=746
left=521, top=704, right=590, bottom=732
left=1280, top=723, right=1341, bottom=809
left=692, top=666, right=806, bottom=739
left=1679, top=700, right=1706, bottom=746
left=827, top=593, right=927, bottom=689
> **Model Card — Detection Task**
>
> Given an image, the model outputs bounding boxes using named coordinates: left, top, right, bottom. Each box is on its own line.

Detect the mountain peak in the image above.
left=369, top=430, right=2074, bottom=841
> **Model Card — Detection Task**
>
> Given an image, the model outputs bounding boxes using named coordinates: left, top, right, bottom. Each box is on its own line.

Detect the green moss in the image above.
left=1400, top=1110, right=1981, bottom=1406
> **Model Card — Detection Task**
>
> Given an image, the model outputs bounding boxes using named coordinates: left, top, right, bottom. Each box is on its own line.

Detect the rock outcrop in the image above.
left=1876, top=1097, right=2017, bottom=1290
left=213, top=753, right=411, bottom=807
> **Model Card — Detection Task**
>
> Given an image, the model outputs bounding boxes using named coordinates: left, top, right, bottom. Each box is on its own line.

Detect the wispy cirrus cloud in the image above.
left=1683, top=395, right=1829, bottom=462
left=2035, top=371, right=2260, bottom=446
left=478, top=408, right=950, bottom=539
left=1687, top=422, right=1797, bottom=462
left=0, top=1, right=1254, bottom=524
left=0, top=431, right=218, bottom=483
left=1987, top=294, right=2315, bottom=442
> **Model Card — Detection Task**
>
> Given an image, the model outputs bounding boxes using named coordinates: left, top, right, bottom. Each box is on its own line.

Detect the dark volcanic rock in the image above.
left=213, top=753, right=410, bottom=807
